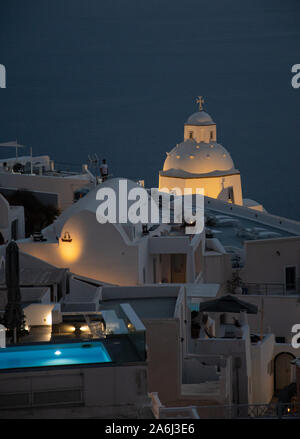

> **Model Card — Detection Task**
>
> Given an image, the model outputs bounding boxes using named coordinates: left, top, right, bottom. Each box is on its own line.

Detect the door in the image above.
left=285, top=266, right=296, bottom=292
left=274, top=352, right=295, bottom=393
left=171, top=254, right=186, bottom=283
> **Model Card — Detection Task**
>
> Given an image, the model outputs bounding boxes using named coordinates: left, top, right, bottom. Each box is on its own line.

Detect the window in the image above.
left=11, top=219, right=18, bottom=240
left=143, top=268, right=146, bottom=284
left=194, top=241, right=202, bottom=278
left=228, top=187, right=234, bottom=204
left=189, top=131, right=193, bottom=139
left=285, top=266, right=296, bottom=291
left=153, top=258, right=157, bottom=283
left=210, top=131, right=214, bottom=140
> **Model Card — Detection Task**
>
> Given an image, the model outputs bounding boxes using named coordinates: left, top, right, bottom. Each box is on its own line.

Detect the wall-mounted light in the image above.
left=80, top=326, right=88, bottom=332
left=61, top=231, right=72, bottom=242
left=127, top=323, right=135, bottom=331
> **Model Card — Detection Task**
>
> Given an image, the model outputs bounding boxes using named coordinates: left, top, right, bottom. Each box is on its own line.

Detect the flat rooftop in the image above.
left=0, top=267, right=68, bottom=287
left=101, top=297, right=177, bottom=319
left=0, top=252, right=68, bottom=287
left=154, top=193, right=299, bottom=250
left=206, top=208, right=295, bottom=250
left=101, top=285, right=182, bottom=319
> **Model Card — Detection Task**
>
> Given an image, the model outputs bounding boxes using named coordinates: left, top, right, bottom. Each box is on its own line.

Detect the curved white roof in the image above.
left=43, top=178, right=147, bottom=238
left=186, top=110, right=215, bottom=126
left=163, top=139, right=235, bottom=175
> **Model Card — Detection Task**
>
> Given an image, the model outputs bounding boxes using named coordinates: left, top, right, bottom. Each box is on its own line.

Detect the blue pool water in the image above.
left=189, top=304, right=200, bottom=312
left=0, top=342, right=111, bottom=370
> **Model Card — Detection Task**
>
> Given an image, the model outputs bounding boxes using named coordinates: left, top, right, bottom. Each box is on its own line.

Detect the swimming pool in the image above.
left=0, top=341, right=112, bottom=370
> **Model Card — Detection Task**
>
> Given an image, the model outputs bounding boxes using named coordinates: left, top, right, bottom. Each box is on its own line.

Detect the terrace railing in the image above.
left=149, top=393, right=300, bottom=419
left=241, top=282, right=295, bottom=296
left=148, top=392, right=200, bottom=419
left=196, top=402, right=300, bottom=419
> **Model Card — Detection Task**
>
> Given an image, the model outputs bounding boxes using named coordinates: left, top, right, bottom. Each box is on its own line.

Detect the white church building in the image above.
left=159, top=97, right=263, bottom=211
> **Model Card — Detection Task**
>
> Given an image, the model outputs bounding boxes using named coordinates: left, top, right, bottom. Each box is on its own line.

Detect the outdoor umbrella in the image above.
left=199, top=294, right=258, bottom=314
left=0, top=140, right=25, bottom=160
left=3, top=241, right=24, bottom=343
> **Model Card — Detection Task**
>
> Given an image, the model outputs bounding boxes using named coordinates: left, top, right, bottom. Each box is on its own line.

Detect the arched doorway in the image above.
left=274, top=352, right=295, bottom=394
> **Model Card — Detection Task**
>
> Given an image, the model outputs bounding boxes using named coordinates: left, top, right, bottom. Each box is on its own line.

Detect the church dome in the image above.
left=163, top=139, right=235, bottom=175
left=186, top=111, right=215, bottom=126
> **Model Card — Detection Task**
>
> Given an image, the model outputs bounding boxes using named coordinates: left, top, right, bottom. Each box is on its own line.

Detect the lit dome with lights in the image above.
left=163, top=139, right=234, bottom=176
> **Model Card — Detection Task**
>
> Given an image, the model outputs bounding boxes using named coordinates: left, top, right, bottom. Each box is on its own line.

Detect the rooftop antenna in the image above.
left=94, top=153, right=99, bottom=177
left=30, top=147, right=33, bottom=174
left=87, top=153, right=99, bottom=178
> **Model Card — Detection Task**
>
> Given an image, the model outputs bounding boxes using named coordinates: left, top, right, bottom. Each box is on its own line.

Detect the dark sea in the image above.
left=0, top=0, right=300, bottom=219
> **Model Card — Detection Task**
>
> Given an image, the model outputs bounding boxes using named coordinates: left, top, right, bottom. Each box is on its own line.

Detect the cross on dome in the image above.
left=196, top=96, right=205, bottom=111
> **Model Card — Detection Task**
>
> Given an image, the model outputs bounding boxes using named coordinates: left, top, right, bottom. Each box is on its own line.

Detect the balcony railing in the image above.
left=196, top=401, right=300, bottom=419
left=148, top=392, right=200, bottom=419
left=149, top=393, right=300, bottom=419
left=240, top=282, right=299, bottom=296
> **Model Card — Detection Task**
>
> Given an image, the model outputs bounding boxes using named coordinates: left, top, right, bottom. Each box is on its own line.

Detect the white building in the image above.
left=16, top=178, right=206, bottom=286
left=0, top=152, right=94, bottom=211
left=2, top=99, right=300, bottom=417
left=0, top=193, right=25, bottom=243
left=159, top=99, right=264, bottom=211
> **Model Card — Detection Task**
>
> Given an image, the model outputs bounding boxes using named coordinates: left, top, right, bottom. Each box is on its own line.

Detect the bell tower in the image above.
left=184, top=96, right=217, bottom=143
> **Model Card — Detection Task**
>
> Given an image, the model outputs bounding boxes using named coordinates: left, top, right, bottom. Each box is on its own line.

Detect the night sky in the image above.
left=0, top=0, right=300, bottom=219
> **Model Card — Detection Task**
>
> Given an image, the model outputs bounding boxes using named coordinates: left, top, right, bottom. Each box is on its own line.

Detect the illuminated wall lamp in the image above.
left=80, top=326, right=88, bottom=332
left=61, top=231, right=72, bottom=243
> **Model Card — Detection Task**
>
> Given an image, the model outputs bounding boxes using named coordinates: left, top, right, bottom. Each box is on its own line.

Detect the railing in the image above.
left=196, top=402, right=300, bottom=419
left=148, top=392, right=200, bottom=419
left=0, top=372, right=84, bottom=410
left=240, top=282, right=295, bottom=296
left=0, top=387, right=84, bottom=410
left=149, top=394, right=300, bottom=419
left=54, top=161, right=83, bottom=174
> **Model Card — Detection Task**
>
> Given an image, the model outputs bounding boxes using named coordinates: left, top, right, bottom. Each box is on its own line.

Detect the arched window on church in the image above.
left=210, top=131, right=214, bottom=140
left=189, top=131, right=193, bottom=139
